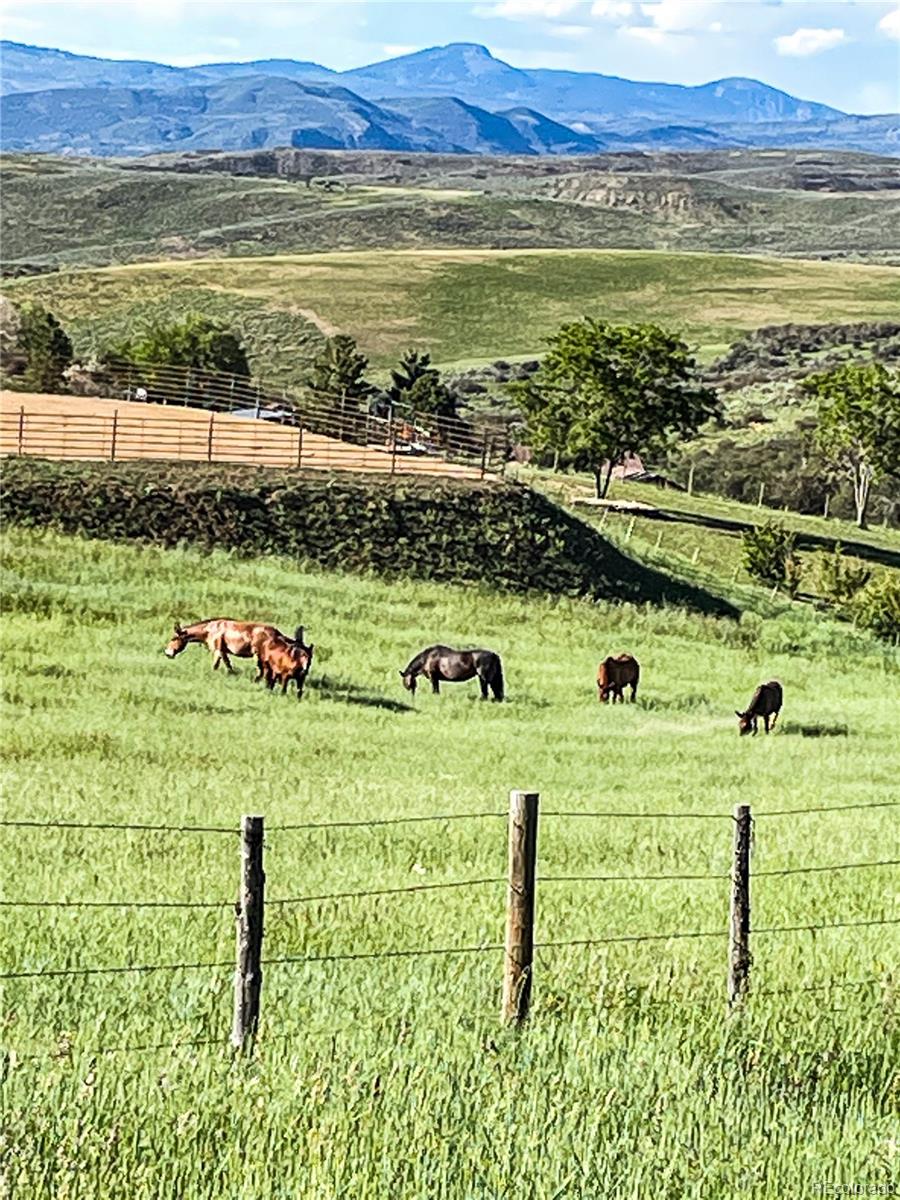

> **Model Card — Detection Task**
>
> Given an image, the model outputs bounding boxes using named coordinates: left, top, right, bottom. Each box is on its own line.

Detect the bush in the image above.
left=741, top=520, right=803, bottom=596
left=847, top=575, right=900, bottom=642
left=816, top=544, right=871, bottom=606
left=18, top=302, right=73, bottom=392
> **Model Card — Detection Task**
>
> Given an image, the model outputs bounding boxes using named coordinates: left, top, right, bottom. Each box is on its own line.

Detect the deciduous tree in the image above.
left=514, top=320, right=719, bottom=498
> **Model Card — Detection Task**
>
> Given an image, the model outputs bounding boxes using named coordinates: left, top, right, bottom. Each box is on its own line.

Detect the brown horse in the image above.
left=736, top=680, right=782, bottom=736
left=597, top=654, right=640, bottom=703
left=256, top=630, right=314, bottom=700
left=164, top=619, right=304, bottom=676
left=400, top=646, right=504, bottom=701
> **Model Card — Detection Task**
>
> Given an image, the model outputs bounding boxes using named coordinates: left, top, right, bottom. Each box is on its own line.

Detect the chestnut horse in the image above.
left=597, top=654, right=640, bottom=703
left=736, top=680, right=782, bottom=736
left=400, top=645, right=504, bottom=701
left=164, top=619, right=304, bottom=676
left=256, top=630, right=314, bottom=700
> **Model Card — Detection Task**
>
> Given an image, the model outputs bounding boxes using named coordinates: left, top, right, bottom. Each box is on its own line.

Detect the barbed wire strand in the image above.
left=0, top=878, right=504, bottom=910
left=754, top=859, right=900, bottom=877
left=0, top=818, right=235, bottom=835
left=755, top=801, right=900, bottom=817
left=10, top=977, right=891, bottom=1064
left=269, top=812, right=505, bottom=832
left=543, top=810, right=732, bottom=822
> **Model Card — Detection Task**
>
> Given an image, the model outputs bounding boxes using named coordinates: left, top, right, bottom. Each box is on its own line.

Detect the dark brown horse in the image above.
left=736, top=680, right=782, bottom=735
left=597, top=654, right=640, bottom=703
left=400, top=646, right=504, bottom=701
left=165, top=619, right=304, bottom=676
left=256, top=630, right=314, bottom=700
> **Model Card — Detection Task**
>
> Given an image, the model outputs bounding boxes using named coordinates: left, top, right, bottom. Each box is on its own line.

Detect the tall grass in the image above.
left=1, top=528, right=897, bottom=1198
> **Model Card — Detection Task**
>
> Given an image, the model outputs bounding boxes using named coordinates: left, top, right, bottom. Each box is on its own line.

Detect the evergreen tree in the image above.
left=307, top=334, right=375, bottom=412
left=18, top=302, right=73, bottom=392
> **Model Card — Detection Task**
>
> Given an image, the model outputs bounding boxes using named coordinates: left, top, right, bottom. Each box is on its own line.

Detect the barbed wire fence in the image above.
left=1, top=796, right=896, bottom=1060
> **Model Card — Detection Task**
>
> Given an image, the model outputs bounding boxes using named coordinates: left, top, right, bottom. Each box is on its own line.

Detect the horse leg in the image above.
left=763, top=713, right=771, bottom=733
left=479, top=673, right=489, bottom=701
left=770, top=710, right=779, bottom=731
left=281, top=675, right=289, bottom=696
left=265, top=665, right=275, bottom=691
left=630, top=680, right=638, bottom=702
left=430, top=672, right=440, bottom=696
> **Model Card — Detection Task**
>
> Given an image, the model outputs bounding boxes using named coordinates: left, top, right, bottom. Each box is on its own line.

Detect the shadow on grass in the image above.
left=308, top=674, right=415, bottom=714
left=533, top=492, right=740, bottom=619
left=781, top=721, right=850, bottom=738
left=636, top=506, right=900, bottom=571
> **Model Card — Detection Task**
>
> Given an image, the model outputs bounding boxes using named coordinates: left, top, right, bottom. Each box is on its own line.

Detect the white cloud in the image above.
left=475, top=0, right=582, bottom=19
left=878, top=5, right=900, bottom=40
left=550, top=22, right=592, bottom=38
left=640, top=1, right=722, bottom=34
left=382, top=44, right=421, bottom=57
left=775, top=26, right=846, bottom=57
left=623, top=24, right=666, bottom=44
left=590, top=0, right=633, bottom=18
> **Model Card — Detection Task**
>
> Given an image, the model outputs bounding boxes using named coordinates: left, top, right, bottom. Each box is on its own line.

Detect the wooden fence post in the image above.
left=687, top=463, right=695, bottom=496
left=757, top=481, right=765, bottom=508
left=110, top=410, right=118, bottom=462
left=480, top=430, right=489, bottom=478
left=232, top=815, right=265, bottom=1050
left=207, top=413, right=215, bottom=463
left=296, top=425, right=304, bottom=470
left=390, top=429, right=398, bottom=476
left=17, top=406, right=24, bottom=456
left=502, top=790, right=539, bottom=1025
left=728, top=804, right=752, bottom=1007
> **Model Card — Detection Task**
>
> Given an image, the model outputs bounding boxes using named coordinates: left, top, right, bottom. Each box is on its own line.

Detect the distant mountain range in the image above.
left=1, top=40, right=897, bottom=158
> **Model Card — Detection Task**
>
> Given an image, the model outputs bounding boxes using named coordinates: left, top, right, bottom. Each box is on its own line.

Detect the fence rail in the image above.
left=2, top=357, right=509, bottom=479
left=2, top=794, right=897, bottom=1057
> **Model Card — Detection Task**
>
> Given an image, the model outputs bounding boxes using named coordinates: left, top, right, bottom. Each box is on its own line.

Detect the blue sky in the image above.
left=2, top=0, right=898, bottom=113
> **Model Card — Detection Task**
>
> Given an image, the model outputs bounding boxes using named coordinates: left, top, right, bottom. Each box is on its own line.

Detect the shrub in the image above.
left=18, top=302, right=73, bottom=392
left=816, top=544, right=871, bottom=606
left=847, top=575, right=900, bottom=643
left=741, top=520, right=803, bottom=596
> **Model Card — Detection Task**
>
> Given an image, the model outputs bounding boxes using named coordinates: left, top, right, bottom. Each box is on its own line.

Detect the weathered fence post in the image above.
left=480, top=429, right=489, bottom=478
left=296, top=425, right=304, bottom=470
left=110, top=410, right=118, bottom=462
left=502, top=790, right=539, bottom=1025
left=687, top=462, right=695, bottom=496
left=390, top=429, right=398, bottom=476
left=207, top=413, right=215, bottom=463
left=757, top=481, right=765, bottom=508
left=728, top=804, right=752, bottom=1007
left=232, top=815, right=265, bottom=1050
left=17, top=406, right=24, bottom=456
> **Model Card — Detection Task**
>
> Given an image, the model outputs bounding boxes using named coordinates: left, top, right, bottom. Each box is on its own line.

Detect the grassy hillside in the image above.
left=1, top=526, right=897, bottom=1197
left=2, top=150, right=898, bottom=270
left=5, top=248, right=900, bottom=384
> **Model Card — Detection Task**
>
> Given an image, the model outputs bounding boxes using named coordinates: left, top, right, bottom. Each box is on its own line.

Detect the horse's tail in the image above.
left=492, top=655, right=504, bottom=701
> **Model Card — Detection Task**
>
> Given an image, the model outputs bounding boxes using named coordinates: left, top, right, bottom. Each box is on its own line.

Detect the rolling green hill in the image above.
left=2, top=148, right=898, bottom=270
left=6, top=248, right=900, bottom=386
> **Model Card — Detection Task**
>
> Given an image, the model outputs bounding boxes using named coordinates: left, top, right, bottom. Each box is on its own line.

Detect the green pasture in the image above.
left=1, top=527, right=898, bottom=1197
left=6, top=248, right=900, bottom=384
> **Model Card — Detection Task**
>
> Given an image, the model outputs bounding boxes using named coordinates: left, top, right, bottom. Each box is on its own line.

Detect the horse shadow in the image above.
left=781, top=721, right=850, bottom=738
left=308, top=674, right=415, bottom=714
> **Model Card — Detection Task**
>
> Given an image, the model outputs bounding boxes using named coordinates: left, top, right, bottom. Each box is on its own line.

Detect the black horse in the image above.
left=400, top=645, right=504, bottom=701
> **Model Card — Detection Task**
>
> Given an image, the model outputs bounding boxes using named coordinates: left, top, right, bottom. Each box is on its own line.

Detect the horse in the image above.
left=400, top=645, right=504, bottom=701
left=255, top=630, right=314, bottom=700
left=597, top=654, right=640, bottom=703
left=164, top=619, right=304, bottom=676
left=736, top=681, right=782, bottom=736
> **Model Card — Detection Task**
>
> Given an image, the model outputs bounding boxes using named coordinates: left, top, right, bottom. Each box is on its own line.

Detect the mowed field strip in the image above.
left=7, top=248, right=899, bottom=374
left=0, top=392, right=483, bottom=478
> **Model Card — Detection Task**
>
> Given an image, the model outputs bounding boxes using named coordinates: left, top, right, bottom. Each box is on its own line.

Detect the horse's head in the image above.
left=164, top=624, right=188, bottom=658
left=400, top=670, right=417, bottom=694
left=293, top=625, right=306, bottom=648
left=735, top=710, right=753, bottom=736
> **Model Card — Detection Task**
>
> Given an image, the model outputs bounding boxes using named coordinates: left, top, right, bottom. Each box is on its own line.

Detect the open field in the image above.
left=5, top=247, right=900, bottom=383
left=0, top=392, right=484, bottom=479
left=1, top=526, right=898, bottom=1197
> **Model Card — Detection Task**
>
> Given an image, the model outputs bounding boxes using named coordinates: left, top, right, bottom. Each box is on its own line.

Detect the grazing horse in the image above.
left=256, top=630, right=314, bottom=700
left=736, top=680, right=782, bottom=736
left=597, top=654, right=640, bottom=703
left=164, top=619, right=303, bottom=675
left=400, top=646, right=504, bottom=701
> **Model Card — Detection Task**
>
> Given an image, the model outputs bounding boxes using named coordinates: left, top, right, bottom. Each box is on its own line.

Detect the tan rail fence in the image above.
left=1, top=360, right=507, bottom=480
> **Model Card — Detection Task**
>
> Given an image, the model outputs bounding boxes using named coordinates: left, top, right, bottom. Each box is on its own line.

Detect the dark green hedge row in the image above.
left=1, top=458, right=735, bottom=616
